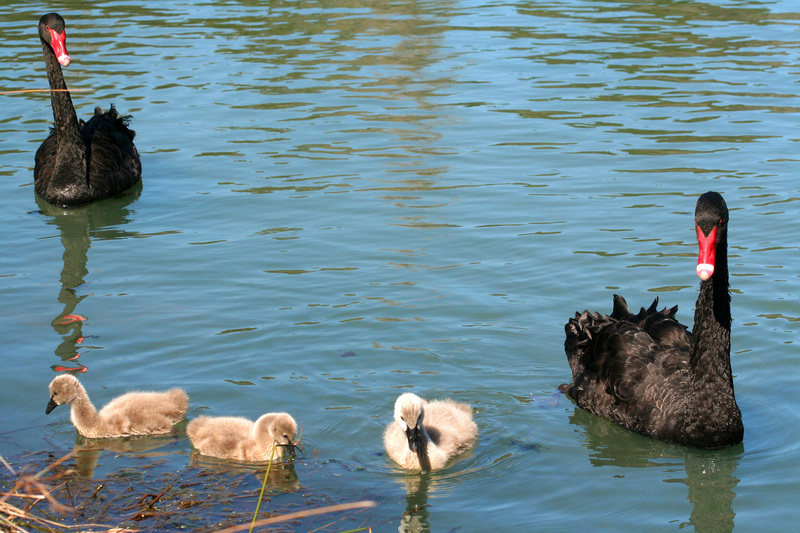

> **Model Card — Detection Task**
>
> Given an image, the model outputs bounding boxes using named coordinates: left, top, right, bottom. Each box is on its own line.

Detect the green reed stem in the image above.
left=249, top=442, right=278, bottom=533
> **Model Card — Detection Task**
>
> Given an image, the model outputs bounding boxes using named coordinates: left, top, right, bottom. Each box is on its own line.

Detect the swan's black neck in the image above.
left=42, top=38, right=87, bottom=189
left=686, top=233, right=742, bottom=447
left=690, top=233, right=731, bottom=375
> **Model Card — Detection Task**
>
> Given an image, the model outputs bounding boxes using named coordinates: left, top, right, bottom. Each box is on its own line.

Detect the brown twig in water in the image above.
left=65, top=482, right=81, bottom=532
left=214, top=500, right=378, bottom=533
left=0, top=452, right=142, bottom=532
left=402, top=503, right=431, bottom=518
left=308, top=505, right=375, bottom=533
left=130, top=510, right=180, bottom=522
left=32, top=451, right=75, bottom=481
left=122, top=483, right=173, bottom=511
left=0, top=483, right=133, bottom=532
left=89, top=484, right=105, bottom=499
left=178, top=500, right=203, bottom=509
left=146, top=483, right=173, bottom=507
left=2, top=474, right=70, bottom=515
left=0, top=454, right=15, bottom=476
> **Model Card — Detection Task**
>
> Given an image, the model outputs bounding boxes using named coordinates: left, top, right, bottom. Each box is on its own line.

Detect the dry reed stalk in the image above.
left=0, top=452, right=135, bottom=532
left=215, top=500, right=378, bottom=533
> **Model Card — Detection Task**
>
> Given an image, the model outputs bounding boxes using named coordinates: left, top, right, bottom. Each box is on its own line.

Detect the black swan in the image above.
left=34, top=13, right=141, bottom=207
left=560, top=192, right=743, bottom=449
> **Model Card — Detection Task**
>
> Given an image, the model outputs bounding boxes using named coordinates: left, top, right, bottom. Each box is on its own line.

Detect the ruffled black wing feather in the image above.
left=561, top=295, right=691, bottom=440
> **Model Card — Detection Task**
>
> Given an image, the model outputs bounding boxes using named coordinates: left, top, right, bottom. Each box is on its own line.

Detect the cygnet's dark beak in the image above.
left=282, top=442, right=297, bottom=457
left=45, top=397, right=58, bottom=414
left=405, top=425, right=424, bottom=453
left=405, top=424, right=431, bottom=471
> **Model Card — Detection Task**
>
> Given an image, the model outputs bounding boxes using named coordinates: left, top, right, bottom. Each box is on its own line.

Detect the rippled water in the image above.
left=1, top=0, right=799, bottom=531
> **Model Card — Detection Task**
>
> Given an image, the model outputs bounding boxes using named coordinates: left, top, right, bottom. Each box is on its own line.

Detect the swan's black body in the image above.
left=34, top=13, right=141, bottom=208
left=560, top=192, right=743, bottom=449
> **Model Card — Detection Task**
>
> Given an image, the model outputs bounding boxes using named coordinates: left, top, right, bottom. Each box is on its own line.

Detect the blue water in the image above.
left=1, top=0, right=799, bottom=531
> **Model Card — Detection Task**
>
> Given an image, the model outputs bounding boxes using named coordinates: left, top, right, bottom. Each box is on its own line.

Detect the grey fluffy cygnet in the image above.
left=384, top=392, right=478, bottom=472
left=46, top=374, right=189, bottom=439
left=186, top=413, right=298, bottom=461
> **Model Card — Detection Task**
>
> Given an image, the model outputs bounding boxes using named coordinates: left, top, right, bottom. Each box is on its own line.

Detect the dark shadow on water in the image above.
left=35, top=186, right=141, bottom=373
left=569, top=406, right=742, bottom=533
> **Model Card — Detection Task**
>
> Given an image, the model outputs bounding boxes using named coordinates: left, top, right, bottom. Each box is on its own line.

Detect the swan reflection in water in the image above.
left=397, top=474, right=432, bottom=533
left=189, top=450, right=301, bottom=492
left=36, top=188, right=141, bottom=373
left=71, top=429, right=183, bottom=478
left=569, top=407, right=741, bottom=533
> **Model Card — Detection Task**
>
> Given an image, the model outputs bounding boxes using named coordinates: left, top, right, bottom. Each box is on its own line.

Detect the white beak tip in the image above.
left=697, top=264, right=714, bottom=280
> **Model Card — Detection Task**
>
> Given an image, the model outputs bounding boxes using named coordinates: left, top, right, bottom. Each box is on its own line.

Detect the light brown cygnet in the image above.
left=46, top=374, right=189, bottom=439
left=384, top=392, right=478, bottom=472
left=186, top=412, right=298, bottom=461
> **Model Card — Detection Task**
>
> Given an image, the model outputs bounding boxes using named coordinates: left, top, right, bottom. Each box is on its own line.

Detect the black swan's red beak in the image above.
left=696, top=224, right=717, bottom=280
left=47, top=26, right=71, bottom=66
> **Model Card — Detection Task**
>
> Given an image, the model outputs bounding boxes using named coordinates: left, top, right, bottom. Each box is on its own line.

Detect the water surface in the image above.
left=1, top=0, right=799, bottom=531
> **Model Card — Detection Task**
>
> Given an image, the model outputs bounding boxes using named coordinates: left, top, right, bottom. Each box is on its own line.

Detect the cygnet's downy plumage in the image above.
left=46, top=374, right=189, bottom=439
left=384, top=393, right=478, bottom=472
left=186, top=413, right=298, bottom=462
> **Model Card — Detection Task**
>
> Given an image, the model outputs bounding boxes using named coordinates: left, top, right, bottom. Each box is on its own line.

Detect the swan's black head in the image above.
left=695, top=191, right=728, bottom=281
left=39, top=13, right=71, bottom=67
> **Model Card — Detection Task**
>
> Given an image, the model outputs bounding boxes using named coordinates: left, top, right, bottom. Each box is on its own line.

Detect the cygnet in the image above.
left=186, top=412, right=297, bottom=461
left=384, top=392, right=478, bottom=472
left=46, top=374, right=189, bottom=439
